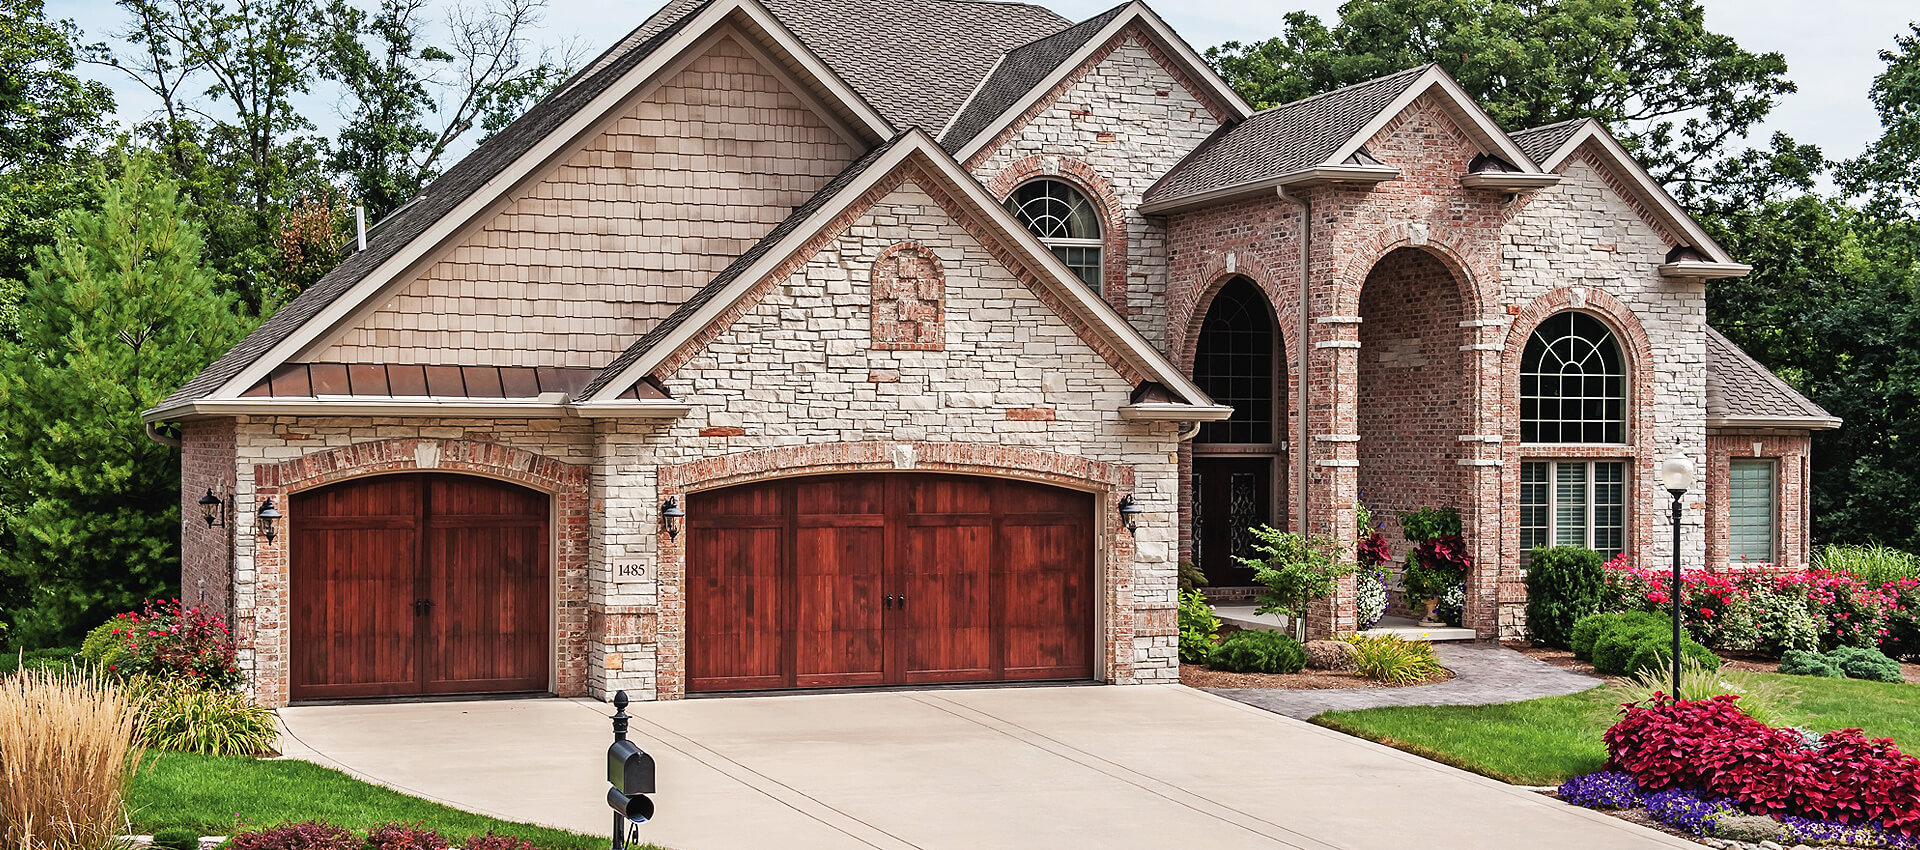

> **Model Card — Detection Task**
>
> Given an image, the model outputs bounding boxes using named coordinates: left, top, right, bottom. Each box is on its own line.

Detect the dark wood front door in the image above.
left=290, top=474, right=550, bottom=701
left=1193, top=457, right=1272, bottom=587
left=685, top=474, right=1094, bottom=693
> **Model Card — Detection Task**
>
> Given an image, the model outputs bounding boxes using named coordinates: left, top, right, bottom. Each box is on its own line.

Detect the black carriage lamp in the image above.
left=661, top=497, right=685, bottom=540
left=1117, top=495, right=1143, bottom=534
left=257, top=498, right=283, bottom=544
left=199, top=488, right=229, bottom=528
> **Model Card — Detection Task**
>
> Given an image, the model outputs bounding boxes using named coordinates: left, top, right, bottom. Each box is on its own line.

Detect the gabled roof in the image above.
left=149, top=0, right=896, bottom=419
left=938, top=2, right=1251, bottom=158
left=578, top=128, right=1226, bottom=417
left=1141, top=64, right=1542, bottom=213
left=1508, top=118, right=1743, bottom=269
left=587, top=0, right=1073, bottom=132
left=1706, top=327, right=1839, bottom=430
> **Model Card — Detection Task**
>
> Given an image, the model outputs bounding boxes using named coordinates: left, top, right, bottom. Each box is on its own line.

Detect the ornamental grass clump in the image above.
left=0, top=669, right=143, bottom=850
left=1344, top=634, right=1446, bottom=685
left=132, top=676, right=280, bottom=756
left=1608, top=658, right=1799, bottom=727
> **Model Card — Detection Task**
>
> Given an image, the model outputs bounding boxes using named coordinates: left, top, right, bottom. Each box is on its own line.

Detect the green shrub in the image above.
left=152, top=827, right=201, bottom=850
left=133, top=679, right=278, bottom=756
left=1239, top=527, right=1351, bottom=632
left=0, top=646, right=82, bottom=675
left=1610, top=659, right=1799, bottom=727
left=1584, top=612, right=1717, bottom=676
left=79, top=621, right=125, bottom=668
left=1208, top=630, right=1306, bottom=674
left=1778, top=649, right=1844, bottom=678
left=1177, top=589, right=1220, bottom=664
left=1825, top=645, right=1905, bottom=683
left=1526, top=546, right=1606, bottom=649
left=1344, top=634, right=1447, bottom=684
left=1749, top=583, right=1821, bottom=656
left=1620, top=633, right=1721, bottom=677
left=1570, top=611, right=1664, bottom=661
left=1814, top=543, right=1920, bottom=586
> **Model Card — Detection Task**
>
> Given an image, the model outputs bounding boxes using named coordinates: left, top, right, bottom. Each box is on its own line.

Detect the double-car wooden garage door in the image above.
left=290, top=474, right=550, bottom=701
left=686, top=474, right=1096, bottom=693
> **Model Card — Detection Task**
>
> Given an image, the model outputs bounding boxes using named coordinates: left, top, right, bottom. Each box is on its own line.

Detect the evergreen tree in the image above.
left=0, top=154, right=248, bottom=646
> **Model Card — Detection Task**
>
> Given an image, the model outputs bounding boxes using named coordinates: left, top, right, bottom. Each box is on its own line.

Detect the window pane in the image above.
left=1555, top=462, right=1589, bottom=547
left=1729, top=460, right=1777, bottom=563
left=1521, top=462, right=1550, bottom=551
left=1520, top=312, right=1627, bottom=444
left=1593, top=462, right=1625, bottom=558
left=1194, top=278, right=1275, bottom=445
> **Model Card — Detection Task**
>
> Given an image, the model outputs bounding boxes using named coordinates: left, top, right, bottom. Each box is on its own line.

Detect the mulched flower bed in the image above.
left=1178, top=663, right=1452, bottom=690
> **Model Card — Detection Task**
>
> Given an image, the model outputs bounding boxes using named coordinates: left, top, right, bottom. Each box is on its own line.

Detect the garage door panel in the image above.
left=687, top=525, right=788, bottom=691
left=290, top=477, right=423, bottom=700
left=794, top=523, right=885, bottom=687
left=899, top=522, right=994, bottom=682
left=425, top=519, right=548, bottom=693
left=1000, top=520, right=1094, bottom=680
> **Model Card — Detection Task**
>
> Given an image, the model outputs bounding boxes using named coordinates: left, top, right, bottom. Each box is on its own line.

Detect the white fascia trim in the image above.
left=1119, top=403, right=1234, bottom=421
left=143, top=398, right=576, bottom=421
left=566, top=401, right=694, bottom=419
left=201, top=0, right=891, bottom=403
left=1540, top=121, right=1738, bottom=265
left=1708, top=415, right=1842, bottom=431
left=1326, top=67, right=1545, bottom=179
left=585, top=129, right=1220, bottom=409
left=951, top=2, right=1251, bottom=162
left=1460, top=172, right=1562, bottom=191
left=1659, top=261, right=1751, bottom=280
left=1137, top=165, right=1401, bottom=214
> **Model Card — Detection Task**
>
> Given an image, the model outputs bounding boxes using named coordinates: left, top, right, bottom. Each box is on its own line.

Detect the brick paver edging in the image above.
left=1206, top=643, right=1602, bottom=719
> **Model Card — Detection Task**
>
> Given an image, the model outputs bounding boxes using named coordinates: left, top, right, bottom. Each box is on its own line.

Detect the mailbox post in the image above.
left=606, top=691, right=656, bottom=850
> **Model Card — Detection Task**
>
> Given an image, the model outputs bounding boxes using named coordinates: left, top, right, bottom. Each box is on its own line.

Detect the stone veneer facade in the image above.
left=173, top=7, right=1825, bottom=704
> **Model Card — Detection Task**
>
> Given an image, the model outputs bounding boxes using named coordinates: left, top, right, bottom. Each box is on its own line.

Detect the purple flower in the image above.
left=1644, top=788, right=1737, bottom=836
left=1779, top=815, right=1920, bottom=849
left=1558, top=771, right=1644, bottom=809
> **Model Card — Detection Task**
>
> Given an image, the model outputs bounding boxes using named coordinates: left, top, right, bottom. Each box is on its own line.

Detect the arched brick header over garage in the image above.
left=248, top=438, right=589, bottom=705
left=649, top=441, right=1142, bottom=700
left=986, top=155, right=1130, bottom=314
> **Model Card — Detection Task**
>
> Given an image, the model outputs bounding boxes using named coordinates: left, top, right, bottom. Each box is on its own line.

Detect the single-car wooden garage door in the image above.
left=290, top=474, right=550, bottom=701
left=686, top=474, right=1096, bottom=693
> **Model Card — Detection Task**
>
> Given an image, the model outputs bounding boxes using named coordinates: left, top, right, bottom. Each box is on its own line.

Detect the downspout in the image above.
left=145, top=421, right=183, bottom=448
left=1276, top=185, right=1310, bottom=536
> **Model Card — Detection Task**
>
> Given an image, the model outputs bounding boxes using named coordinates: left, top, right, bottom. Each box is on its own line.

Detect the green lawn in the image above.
left=131, top=752, right=658, bottom=850
left=1312, top=674, right=1920, bottom=786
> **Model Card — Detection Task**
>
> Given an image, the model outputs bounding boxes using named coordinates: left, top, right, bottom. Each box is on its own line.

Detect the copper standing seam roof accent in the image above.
left=239, top=364, right=603, bottom=399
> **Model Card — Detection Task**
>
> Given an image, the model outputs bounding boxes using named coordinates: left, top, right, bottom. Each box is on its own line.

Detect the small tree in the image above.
left=0, top=153, right=249, bottom=645
left=1237, top=526, right=1352, bottom=640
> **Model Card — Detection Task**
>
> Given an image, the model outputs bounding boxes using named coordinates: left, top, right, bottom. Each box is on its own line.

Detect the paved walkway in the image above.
left=1208, top=642, right=1604, bottom=719
left=279, top=684, right=1685, bottom=850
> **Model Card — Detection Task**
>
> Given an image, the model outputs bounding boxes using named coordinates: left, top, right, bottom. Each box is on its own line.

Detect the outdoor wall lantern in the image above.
left=660, top=497, right=685, bottom=540
left=199, top=487, right=229, bottom=528
left=257, top=498, right=283, bottom=544
left=1117, top=495, right=1143, bottom=534
left=1658, top=448, right=1697, bottom=697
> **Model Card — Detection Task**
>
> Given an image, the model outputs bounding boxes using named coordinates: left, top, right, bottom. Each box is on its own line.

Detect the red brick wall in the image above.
left=180, top=419, right=236, bottom=616
left=1356, top=248, right=1468, bottom=609
left=1706, top=430, right=1815, bottom=568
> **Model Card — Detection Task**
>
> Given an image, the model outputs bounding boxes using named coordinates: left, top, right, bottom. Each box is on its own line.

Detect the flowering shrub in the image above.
left=228, top=821, right=360, bottom=850
left=1774, top=571, right=1892, bottom=650
left=1605, top=695, right=1920, bottom=836
left=1557, top=770, right=1643, bottom=809
left=1601, top=558, right=1912, bottom=658
left=1884, top=579, right=1920, bottom=659
left=81, top=600, right=241, bottom=689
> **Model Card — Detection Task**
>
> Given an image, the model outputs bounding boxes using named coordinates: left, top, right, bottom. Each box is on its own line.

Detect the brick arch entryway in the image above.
left=1188, top=274, right=1289, bottom=588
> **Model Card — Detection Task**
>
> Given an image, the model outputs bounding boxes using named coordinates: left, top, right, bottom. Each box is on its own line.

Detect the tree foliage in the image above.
left=0, top=155, right=249, bottom=646
left=1205, top=0, right=1799, bottom=208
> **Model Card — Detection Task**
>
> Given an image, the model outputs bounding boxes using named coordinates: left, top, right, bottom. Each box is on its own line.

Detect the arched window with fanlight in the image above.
left=1520, top=311, right=1627, bottom=444
left=1004, top=179, right=1103, bottom=291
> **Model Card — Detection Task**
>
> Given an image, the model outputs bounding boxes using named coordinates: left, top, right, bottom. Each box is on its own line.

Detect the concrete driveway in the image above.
left=278, top=684, right=1690, bottom=850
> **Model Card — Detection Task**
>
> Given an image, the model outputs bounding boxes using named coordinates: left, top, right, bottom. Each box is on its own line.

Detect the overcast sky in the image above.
left=48, top=0, right=1919, bottom=170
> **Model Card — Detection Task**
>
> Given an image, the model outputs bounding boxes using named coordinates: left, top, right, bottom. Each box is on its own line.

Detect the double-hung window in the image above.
left=1728, top=459, right=1777, bottom=564
left=1520, top=460, right=1626, bottom=558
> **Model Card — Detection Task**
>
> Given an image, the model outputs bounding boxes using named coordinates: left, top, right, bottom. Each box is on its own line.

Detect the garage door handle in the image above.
left=883, top=595, right=894, bottom=610
left=414, top=599, right=434, bottom=615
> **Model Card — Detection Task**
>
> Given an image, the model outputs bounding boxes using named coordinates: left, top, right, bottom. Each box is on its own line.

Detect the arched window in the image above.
left=1194, top=277, right=1276, bottom=445
left=1004, top=179, right=1103, bottom=291
left=1521, top=311, right=1626, bottom=443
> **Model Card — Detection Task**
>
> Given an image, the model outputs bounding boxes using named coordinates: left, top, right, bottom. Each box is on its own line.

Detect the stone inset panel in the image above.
left=870, top=242, right=945, bottom=351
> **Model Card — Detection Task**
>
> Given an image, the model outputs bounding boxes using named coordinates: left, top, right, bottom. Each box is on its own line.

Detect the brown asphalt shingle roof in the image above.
left=1141, top=64, right=1431, bottom=207
left=1508, top=118, right=1588, bottom=167
left=1706, top=327, right=1839, bottom=428
left=940, top=3, right=1131, bottom=150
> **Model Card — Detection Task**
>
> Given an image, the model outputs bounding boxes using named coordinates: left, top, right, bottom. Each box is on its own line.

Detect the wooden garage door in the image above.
left=686, top=474, right=1094, bottom=693
left=290, top=474, right=550, bottom=701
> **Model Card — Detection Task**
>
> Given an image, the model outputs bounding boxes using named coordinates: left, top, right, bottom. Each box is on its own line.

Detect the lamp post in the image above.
left=1659, top=449, right=1697, bottom=697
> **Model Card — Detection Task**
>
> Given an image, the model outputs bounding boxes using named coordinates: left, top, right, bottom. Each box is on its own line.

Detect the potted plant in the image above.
left=1355, top=504, right=1393, bottom=630
left=1399, top=507, right=1471, bottom=625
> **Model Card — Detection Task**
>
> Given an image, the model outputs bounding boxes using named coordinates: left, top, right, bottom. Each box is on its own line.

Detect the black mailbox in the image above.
left=608, top=739, right=656, bottom=794
left=607, top=786, right=654, bottom=824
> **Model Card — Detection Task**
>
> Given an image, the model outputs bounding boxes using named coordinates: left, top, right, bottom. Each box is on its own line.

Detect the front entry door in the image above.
left=290, top=474, right=550, bottom=701
left=1193, top=457, right=1272, bottom=587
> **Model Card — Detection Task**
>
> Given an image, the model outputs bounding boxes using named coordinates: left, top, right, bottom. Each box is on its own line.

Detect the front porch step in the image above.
left=1211, top=605, right=1478, bottom=642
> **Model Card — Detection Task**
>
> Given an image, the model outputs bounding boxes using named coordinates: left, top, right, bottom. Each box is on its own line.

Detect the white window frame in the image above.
left=1004, top=178, right=1104, bottom=293
left=1520, top=459, right=1629, bottom=559
left=1727, top=458, right=1778, bottom=565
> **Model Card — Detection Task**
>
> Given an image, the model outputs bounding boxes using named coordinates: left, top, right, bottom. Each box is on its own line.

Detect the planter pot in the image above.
left=1417, top=597, right=1442, bottom=626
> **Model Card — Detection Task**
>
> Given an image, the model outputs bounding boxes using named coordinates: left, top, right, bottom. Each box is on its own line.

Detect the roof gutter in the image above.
left=1708, top=415, right=1842, bottom=431
left=1140, top=165, right=1399, bottom=215
left=1658, top=261, right=1751, bottom=281
left=1118, top=402, right=1233, bottom=421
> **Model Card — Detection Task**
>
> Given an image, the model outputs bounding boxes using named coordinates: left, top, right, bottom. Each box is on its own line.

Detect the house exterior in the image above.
left=146, top=0, right=1838, bottom=706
